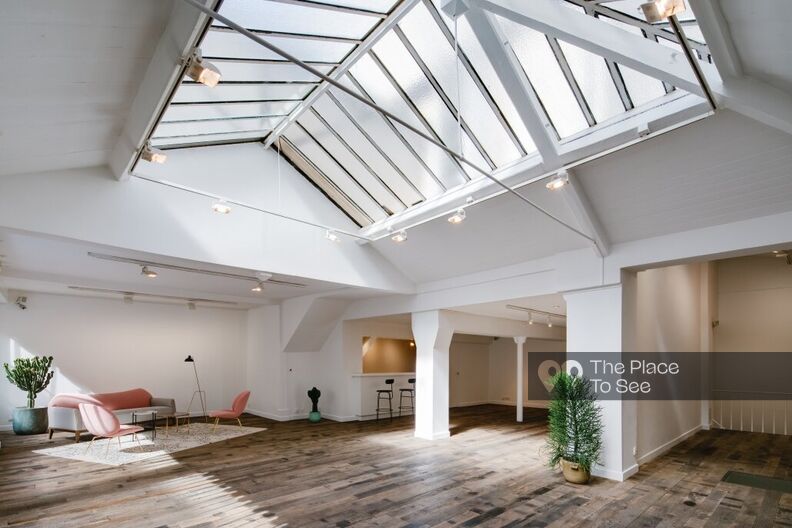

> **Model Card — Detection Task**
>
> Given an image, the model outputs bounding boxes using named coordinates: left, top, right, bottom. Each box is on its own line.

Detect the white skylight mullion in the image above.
left=153, top=116, right=282, bottom=138
left=204, top=60, right=332, bottom=82
left=348, top=54, right=468, bottom=189
left=279, top=136, right=373, bottom=227
left=171, top=82, right=315, bottom=103
left=555, top=39, right=627, bottom=124
left=151, top=130, right=269, bottom=148
left=398, top=3, right=523, bottom=168
left=331, top=79, right=446, bottom=198
left=496, top=16, right=588, bottom=139
left=284, top=123, right=389, bottom=222
left=217, top=0, right=379, bottom=40
left=313, top=94, right=425, bottom=206
left=162, top=101, right=298, bottom=121
left=265, top=0, right=395, bottom=17
left=369, top=35, right=488, bottom=179
left=200, top=30, right=354, bottom=63
left=298, top=110, right=407, bottom=214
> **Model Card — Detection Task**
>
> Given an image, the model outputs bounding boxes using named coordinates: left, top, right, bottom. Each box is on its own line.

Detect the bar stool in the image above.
left=399, top=378, right=416, bottom=417
left=375, top=379, right=395, bottom=421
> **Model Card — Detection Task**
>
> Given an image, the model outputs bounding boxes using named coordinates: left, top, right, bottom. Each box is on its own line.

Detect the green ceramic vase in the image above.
left=308, top=411, right=321, bottom=423
left=12, top=407, right=49, bottom=435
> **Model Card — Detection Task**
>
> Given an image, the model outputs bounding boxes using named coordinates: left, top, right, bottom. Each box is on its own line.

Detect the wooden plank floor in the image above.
left=0, top=405, right=790, bottom=527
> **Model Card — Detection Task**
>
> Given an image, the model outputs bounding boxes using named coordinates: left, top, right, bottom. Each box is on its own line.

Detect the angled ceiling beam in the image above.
left=686, top=0, right=742, bottom=79
left=109, top=0, right=216, bottom=181
left=473, top=0, right=792, bottom=136
left=560, top=169, right=609, bottom=257
left=262, top=0, right=421, bottom=149
left=456, top=3, right=560, bottom=165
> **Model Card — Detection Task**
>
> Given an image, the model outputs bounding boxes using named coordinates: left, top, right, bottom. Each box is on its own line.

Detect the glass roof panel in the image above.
left=304, top=0, right=398, bottom=13
left=297, top=110, right=406, bottom=214
left=371, top=32, right=490, bottom=176
left=217, top=0, right=378, bottom=39
left=348, top=54, right=468, bottom=190
left=328, top=83, right=445, bottom=199
left=399, top=2, right=523, bottom=167
left=162, top=101, right=298, bottom=122
left=279, top=136, right=372, bottom=227
left=201, top=30, right=354, bottom=62
left=202, top=61, right=331, bottom=82
left=171, top=82, right=315, bottom=103
left=151, top=130, right=269, bottom=147
left=283, top=125, right=388, bottom=222
left=312, top=94, right=424, bottom=206
left=153, top=116, right=281, bottom=139
left=557, top=39, right=625, bottom=123
left=496, top=16, right=588, bottom=138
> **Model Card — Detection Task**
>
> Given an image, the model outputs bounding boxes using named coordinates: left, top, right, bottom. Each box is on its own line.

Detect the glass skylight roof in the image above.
left=150, top=0, right=711, bottom=227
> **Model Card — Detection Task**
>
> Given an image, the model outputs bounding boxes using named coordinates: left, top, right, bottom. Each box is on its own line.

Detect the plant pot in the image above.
left=561, top=459, right=590, bottom=484
left=12, top=407, right=49, bottom=435
left=308, top=411, right=321, bottom=423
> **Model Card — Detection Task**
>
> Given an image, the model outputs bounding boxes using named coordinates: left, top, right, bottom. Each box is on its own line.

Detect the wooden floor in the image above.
left=1, top=405, right=790, bottom=527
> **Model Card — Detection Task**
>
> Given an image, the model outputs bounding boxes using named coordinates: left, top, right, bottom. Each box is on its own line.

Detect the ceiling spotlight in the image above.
left=187, top=301, right=196, bottom=311
left=391, top=230, right=408, bottom=243
left=528, top=314, right=534, bottom=325
left=640, top=0, right=686, bottom=23
left=409, top=341, right=415, bottom=347
left=185, top=48, right=221, bottom=88
left=447, top=208, right=466, bottom=224
left=547, top=315, right=553, bottom=328
left=212, top=200, right=231, bottom=214
left=545, top=172, right=568, bottom=191
left=123, top=294, right=133, bottom=304
left=325, top=229, right=340, bottom=242
left=141, top=266, right=157, bottom=278
left=141, top=143, right=167, bottom=164
left=251, top=282, right=264, bottom=292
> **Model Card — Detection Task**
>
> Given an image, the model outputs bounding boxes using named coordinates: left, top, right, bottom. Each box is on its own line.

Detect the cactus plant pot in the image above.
left=308, top=411, right=321, bottom=423
left=12, top=407, right=49, bottom=435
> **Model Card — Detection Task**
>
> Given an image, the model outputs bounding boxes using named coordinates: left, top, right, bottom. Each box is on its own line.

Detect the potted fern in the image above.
left=546, top=371, right=603, bottom=484
left=3, top=356, right=54, bottom=435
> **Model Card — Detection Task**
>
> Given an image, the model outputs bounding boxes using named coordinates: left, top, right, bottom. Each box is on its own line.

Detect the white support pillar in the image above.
left=515, top=336, right=526, bottom=422
left=412, top=310, right=454, bottom=440
left=564, top=272, right=638, bottom=482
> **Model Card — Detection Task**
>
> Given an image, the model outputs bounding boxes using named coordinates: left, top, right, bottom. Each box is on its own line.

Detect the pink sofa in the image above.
left=48, top=388, right=175, bottom=442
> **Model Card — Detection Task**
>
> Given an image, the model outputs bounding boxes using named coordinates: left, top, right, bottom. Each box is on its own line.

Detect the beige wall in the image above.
left=488, top=336, right=566, bottom=407
left=449, top=334, right=492, bottom=407
left=362, top=337, right=416, bottom=373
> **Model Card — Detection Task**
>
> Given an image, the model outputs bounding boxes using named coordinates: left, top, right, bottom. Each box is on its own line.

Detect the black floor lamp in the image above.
left=184, top=355, right=207, bottom=422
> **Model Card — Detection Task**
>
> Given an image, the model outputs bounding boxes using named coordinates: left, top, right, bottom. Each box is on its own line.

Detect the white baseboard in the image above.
left=0, top=424, right=12, bottom=432
left=246, top=408, right=355, bottom=423
left=486, top=400, right=550, bottom=409
left=592, top=463, right=639, bottom=482
left=635, top=425, right=703, bottom=466
left=450, top=400, right=489, bottom=408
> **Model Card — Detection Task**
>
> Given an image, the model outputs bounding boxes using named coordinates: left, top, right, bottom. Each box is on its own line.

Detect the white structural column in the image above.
left=412, top=310, right=454, bottom=440
left=564, top=272, right=638, bottom=481
left=515, top=336, right=526, bottom=422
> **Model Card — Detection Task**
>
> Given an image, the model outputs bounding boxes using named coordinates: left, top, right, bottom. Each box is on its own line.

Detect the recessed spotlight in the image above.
left=251, top=282, right=264, bottom=292
left=545, top=172, right=568, bottom=191
left=325, top=229, right=340, bottom=242
left=528, top=314, right=534, bottom=325
left=185, top=49, right=221, bottom=88
left=447, top=208, right=466, bottom=224
left=547, top=315, right=553, bottom=328
left=391, top=230, right=407, bottom=243
left=640, top=0, right=685, bottom=23
left=141, top=266, right=157, bottom=278
left=212, top=200, right=231, bottom=214
left=409, top=341, right=415, bottom=347
left=141, top=143, right=167, bottom=164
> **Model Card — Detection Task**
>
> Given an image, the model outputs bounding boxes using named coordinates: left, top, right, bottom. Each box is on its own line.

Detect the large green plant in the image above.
left=3, top=356, right=54, bottom=408
left=546, top=371, right=603, bottom=473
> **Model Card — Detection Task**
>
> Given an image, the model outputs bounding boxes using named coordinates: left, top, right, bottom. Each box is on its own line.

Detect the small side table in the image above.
left=132, top=410, right=158, bottom=440
left=163, top=412, right=191, bottom=437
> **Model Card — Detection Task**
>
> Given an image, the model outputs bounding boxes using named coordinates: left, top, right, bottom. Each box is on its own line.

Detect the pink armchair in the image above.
left=78, top=403, right=143, bottom=456
left=209, top=391, right=250, bottom=431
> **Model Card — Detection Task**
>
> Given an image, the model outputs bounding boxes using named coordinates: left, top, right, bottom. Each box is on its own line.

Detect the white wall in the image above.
left=488, top=337, right=566, bottom=407
left=0, top=293, right=246, bottom=427
left=634, top=264, right=709, bottom=464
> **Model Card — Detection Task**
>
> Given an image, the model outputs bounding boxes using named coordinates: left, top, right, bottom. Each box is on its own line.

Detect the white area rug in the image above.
left=34, top=423, right=265, bottom=466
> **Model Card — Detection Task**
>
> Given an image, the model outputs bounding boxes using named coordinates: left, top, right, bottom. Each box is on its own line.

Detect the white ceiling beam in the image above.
left=262, top=0, right=421, bottom=149
left=457, top=3, right=560, bottom=165
left=475, top=0, right=792, bottom=136
left=561, top=169, right=609, bottom=257
left=108, top=0, right=214, bottom=181
left=687, top=0, right=743, bottom=79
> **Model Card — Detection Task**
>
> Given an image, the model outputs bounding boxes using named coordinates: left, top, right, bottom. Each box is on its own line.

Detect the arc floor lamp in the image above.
left=184, top=355, right=207, bottom=422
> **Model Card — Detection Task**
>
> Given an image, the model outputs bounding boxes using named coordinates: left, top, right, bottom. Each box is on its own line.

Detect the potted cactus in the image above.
left=3, top=356, right=54, bottom=435
left=307, top=387, right=321, bottom=423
